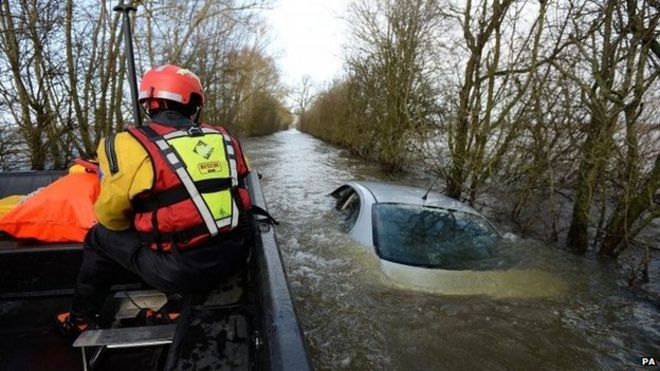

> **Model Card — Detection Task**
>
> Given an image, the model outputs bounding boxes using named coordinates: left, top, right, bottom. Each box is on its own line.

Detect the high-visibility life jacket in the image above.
left=127, top=122, right=250, bottom=251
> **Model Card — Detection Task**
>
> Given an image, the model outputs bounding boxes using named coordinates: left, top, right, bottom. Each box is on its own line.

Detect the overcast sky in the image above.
left=263, top=0, right=350, bottom=91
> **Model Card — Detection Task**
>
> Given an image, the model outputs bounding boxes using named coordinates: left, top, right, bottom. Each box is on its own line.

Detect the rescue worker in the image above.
left=57, top=64, right=252, bottom=336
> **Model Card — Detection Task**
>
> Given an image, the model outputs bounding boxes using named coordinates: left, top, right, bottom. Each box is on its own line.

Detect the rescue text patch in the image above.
left=198, top=161, right=222, bottom=173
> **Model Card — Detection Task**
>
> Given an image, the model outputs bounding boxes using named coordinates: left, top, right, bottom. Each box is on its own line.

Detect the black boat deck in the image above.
left=0, top=171, right=311, bottom=371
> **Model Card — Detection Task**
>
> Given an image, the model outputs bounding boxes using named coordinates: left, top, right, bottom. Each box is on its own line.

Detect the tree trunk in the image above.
left=566, top=117, right=614, bottom=253
left=600, top=155, right=660, bottom=256
left=566, top=178, right=592, bottom=253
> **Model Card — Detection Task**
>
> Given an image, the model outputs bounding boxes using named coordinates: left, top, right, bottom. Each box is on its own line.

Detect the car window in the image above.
left=334, top=188, right=361, bottom=232
left=372, top=203, right=504, bottom=270
left=331, top=185, right=353, bottom=204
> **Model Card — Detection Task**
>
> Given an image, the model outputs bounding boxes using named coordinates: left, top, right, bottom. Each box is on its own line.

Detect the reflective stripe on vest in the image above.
left=144, top=127, right=239, bottom=235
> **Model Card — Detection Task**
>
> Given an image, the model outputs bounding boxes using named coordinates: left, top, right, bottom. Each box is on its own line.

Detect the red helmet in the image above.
left=138, top=64, right=204, bottom=106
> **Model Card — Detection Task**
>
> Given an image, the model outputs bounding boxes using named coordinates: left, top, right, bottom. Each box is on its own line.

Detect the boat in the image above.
left=0, top=170, right=312, bottom=371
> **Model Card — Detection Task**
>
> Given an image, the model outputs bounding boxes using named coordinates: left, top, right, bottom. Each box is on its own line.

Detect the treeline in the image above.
left=0, top=0, right=290, bottom=171
left=300, top=0, right=660, bottom=257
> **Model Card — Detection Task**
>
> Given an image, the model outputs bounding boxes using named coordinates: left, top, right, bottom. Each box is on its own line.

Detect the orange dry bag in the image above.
left=0, top=172, right=100, bottom=243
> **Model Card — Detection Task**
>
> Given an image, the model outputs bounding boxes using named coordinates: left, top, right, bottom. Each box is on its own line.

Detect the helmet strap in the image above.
left=142, top=103, right=152, bottom=119
left=142, top=87, right=156, bottom=120
left=192, top=105, right=202, bottom=124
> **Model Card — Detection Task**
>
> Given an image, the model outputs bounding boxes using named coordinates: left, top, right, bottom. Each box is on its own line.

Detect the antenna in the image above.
left=114, top=3, right=142, bottom=127
left=422, top=174, right=441, bottom=201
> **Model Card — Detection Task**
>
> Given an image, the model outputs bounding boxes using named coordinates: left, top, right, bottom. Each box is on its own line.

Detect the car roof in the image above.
left=351, top=181, right=480, bottom=215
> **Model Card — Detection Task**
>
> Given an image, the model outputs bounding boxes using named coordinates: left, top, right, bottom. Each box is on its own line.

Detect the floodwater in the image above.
left=242, top=129, right=660, bottom=370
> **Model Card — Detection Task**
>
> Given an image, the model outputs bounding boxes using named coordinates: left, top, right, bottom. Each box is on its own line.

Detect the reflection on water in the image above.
left=243, top=129, right=660, bottom=370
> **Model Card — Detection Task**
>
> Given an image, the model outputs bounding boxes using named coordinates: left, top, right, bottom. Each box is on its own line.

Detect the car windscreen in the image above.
left=372, top=203, right=503, bottom=270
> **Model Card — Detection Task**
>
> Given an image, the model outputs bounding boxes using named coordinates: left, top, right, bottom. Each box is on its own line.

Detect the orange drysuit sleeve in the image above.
left=95, top=132, right=154, bottom=231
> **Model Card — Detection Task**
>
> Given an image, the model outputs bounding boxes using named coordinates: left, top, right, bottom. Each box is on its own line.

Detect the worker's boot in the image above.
left=55, top=312, right=97, bottom=341
left=135, top=307, right=180, bottom=325
left=135, top=294, right=182, bottom=325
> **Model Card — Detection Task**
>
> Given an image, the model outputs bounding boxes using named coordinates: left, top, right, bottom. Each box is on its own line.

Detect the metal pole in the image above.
left=113, top=3, right=142, bottom=127
left=81, top=347, right=88, bottom=371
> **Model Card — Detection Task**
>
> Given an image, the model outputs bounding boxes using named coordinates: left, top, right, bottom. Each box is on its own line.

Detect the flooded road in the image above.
left=243, top=129, right=659, bottom=370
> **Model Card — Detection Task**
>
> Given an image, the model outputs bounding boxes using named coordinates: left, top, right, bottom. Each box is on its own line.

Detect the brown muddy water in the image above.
left=243, top=129, right=659, bottom=370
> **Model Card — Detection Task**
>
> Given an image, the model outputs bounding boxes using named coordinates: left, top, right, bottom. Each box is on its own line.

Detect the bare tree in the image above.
left=345, top=0, right=438, bottom=170
left=0, top=0, right=287, bottom=171
left=0, top=0, right=69, bottom=169
left=557, top=0, right=660, bottom=254
left=137, top=0, right=286, bottom=136
left=436, top=0, right=554, bottom=204
left=293, top=75, right=317, bottom=129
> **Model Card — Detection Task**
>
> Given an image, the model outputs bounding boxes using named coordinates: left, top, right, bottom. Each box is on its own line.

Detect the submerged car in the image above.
left=331, top=181, right=501, bottom=269
left=331, top=181, right=566, bottom=297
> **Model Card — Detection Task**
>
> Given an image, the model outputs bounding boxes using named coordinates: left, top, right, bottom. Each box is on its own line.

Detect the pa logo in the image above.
left=642, top=357, right=657, bottom=367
